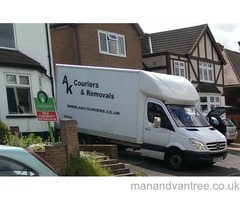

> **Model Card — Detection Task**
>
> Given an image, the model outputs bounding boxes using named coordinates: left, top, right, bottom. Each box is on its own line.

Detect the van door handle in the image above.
left=145, top=127, right=151, bottom=131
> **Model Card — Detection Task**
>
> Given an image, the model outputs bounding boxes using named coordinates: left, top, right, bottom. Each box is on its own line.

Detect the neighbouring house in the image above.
left=141, top=24, right=226, bottom=114
left=0, top=23, right=55, bottom=137
left=218, top=43, right=240, bottom=134
left=50, top=23, right=145, bottom=75
left=218, top=43, right=240, bottom=108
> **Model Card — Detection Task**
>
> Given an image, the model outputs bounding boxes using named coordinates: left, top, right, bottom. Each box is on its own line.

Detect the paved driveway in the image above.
left=118, top=143, right=240, bottom=176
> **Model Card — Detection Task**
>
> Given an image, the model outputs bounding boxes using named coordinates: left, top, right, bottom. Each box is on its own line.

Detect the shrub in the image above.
left=4, top=132, right=25, bottom=147
left=0, top=120, right=10, bottom=144
left=63, top=152, right=112, bottom=176
left=22, top=133, right=43, bottom=148
left=5, top=132, right=44, bottom=151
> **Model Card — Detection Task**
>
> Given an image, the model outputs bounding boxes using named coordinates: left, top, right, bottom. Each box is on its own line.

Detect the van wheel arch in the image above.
left=164, top=147, right=187, bottom=171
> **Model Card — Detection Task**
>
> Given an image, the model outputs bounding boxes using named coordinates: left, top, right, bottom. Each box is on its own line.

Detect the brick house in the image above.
left=218, top=43, right=240, bottom=132
left=141, top=24, right=226, bottom=114
left=218, top=43, right=240, bottom=108
left=50, top=23, right=145, bottom=76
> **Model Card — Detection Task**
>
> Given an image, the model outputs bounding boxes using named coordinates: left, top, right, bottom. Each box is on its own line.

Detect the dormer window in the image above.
left=98, top=30, right=126, bottom=57
left=0, top=23, right=16, bottom=49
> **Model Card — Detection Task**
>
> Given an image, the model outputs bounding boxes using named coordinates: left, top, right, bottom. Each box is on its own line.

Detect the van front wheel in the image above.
left=165, top=149, right=187, bottom=171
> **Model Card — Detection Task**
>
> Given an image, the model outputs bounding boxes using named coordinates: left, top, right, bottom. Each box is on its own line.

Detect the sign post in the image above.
left=34, top=91, right=58, bottom=143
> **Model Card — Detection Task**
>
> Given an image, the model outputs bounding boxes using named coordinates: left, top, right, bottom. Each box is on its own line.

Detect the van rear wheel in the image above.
left=165, top=149, right=187, bottom=171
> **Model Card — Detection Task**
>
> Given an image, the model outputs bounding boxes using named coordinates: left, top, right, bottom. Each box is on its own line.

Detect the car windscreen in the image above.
left=222, top=119, right=235, bottom=127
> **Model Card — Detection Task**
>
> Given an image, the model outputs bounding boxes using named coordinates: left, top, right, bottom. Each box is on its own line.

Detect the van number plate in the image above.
left=213, top=157, right=223, bottom=162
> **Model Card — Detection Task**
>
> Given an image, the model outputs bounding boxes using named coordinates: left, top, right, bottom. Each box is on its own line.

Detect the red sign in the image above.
left=36, top=111, right=58, bottom=121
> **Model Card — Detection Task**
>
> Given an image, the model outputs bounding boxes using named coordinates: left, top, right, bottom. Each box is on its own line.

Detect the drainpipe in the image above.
left=148, top=34, right=153, bottom=54
left=45, top=23, right=55, bottom=97
left=72, top=24, right=80, bottom=64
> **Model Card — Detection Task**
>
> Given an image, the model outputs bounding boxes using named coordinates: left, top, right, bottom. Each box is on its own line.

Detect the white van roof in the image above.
left=140, top=71, right=199, bottom=105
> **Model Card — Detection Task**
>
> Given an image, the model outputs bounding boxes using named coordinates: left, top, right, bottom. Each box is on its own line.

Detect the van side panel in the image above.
left=56, top=65, right=142, bottom=143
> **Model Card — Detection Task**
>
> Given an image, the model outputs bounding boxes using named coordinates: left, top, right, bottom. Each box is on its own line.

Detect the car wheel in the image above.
left=165, top=149, right=187, bottom=171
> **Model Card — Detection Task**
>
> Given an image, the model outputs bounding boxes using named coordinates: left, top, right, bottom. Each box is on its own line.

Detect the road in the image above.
left=118, top=143, right=240, bottom=176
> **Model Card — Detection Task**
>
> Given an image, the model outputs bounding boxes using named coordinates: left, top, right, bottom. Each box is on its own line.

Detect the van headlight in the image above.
left=189, top=139, right=206, bottom=150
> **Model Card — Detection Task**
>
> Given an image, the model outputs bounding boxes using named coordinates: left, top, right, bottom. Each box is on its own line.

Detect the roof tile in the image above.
left=141, top=24, right=207, bottom=55
left=0, top=48, right=46, bottom=72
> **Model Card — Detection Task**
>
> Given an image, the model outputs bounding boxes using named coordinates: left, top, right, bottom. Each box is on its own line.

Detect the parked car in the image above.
left=207, top=106, right=238, bottom=144
left=0, top=145, right=57, bottom=176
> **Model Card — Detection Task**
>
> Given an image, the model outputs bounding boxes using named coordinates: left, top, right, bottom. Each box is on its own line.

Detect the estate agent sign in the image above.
left=34, top=91, right=57, bottom=122
left=34, top=91, right=57, bottom=143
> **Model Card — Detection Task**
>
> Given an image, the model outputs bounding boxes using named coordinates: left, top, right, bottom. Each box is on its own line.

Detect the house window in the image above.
left=0, top=23, right=16, bottom=49
left=5, top=74, right=33, bottom=115
left=98, top=30, right=126, bottom=57
left=174, top=60, right=186, bottom=77
left=200, top=95, right=220, bottom=113
left=199, top=62, right=213, bottom=83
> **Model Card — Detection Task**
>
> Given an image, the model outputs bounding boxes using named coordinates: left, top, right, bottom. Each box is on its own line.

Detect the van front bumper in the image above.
left=183, top=150, right=228, bottom=165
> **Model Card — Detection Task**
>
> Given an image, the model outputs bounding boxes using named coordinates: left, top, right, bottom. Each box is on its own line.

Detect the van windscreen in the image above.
left=167, top=105, right=210, bottom=127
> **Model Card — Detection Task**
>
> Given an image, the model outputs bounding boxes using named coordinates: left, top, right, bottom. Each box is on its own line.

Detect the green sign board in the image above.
left=34, top=97, right=56, bottom=111
left=34, top=91, right=57, bottom=122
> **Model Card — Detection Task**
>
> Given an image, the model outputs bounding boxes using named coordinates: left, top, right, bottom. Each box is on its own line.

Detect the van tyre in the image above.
left=165, top=149, right=187, bottom=171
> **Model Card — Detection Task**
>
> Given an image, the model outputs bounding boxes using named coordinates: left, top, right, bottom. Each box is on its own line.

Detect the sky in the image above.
left=3, top=1, right=238, bottom=53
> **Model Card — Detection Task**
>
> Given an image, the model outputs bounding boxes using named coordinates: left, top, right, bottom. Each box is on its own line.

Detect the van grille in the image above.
left=206, top=142, right=226, bottom=151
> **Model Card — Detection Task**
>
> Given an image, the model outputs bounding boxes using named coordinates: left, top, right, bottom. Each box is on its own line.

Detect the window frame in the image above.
left=199, top=95, right=221, bottom=114
left=98, top=30, right=126, bottom=57
left=199, top=61, right=214, bottom=83
left=173, top=60, right=186, bottom=77
left=0, top=23, right=17, bottom=50
left=5, top=73, right=33, bottom=116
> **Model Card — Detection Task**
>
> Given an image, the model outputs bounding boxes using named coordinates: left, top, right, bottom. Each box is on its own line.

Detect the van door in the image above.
left=141, top=98, right=174, bottom=160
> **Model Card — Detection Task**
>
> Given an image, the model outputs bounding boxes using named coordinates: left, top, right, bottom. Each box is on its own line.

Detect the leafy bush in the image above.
left=4, top=132, right=25, bottom=147
left=22, top=133, right=43, bottom=148
left=63, top=152, right=112, bottom=176
left=5, top=132, right=44, bottom=151
left=0, top=120, right=10, bottom=144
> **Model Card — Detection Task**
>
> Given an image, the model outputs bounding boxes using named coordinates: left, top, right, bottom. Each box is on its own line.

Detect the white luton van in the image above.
left=56, top=64, right=228, bottom=170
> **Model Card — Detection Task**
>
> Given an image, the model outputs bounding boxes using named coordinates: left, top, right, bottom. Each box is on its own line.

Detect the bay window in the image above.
left=199, top=95, right=220, bottom=114
left=5, top=74, right=33, bottom=115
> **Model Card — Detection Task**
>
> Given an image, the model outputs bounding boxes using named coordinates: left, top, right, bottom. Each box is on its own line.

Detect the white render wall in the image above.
left=15, top=23, right=52, bottom=77
left=0, top=23, right=54, bottom=133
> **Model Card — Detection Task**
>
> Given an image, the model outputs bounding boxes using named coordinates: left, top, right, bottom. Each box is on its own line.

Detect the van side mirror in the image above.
left=209, top=117, right=220, bottom=125
left=153, top=117, right=161, bottom=128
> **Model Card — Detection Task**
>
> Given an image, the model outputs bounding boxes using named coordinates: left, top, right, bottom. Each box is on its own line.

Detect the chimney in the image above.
left=217, top=42, right=224, bottom=52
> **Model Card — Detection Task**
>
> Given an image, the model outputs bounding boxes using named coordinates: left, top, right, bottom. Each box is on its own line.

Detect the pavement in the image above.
left=228, top=142, right=240, bottom=150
